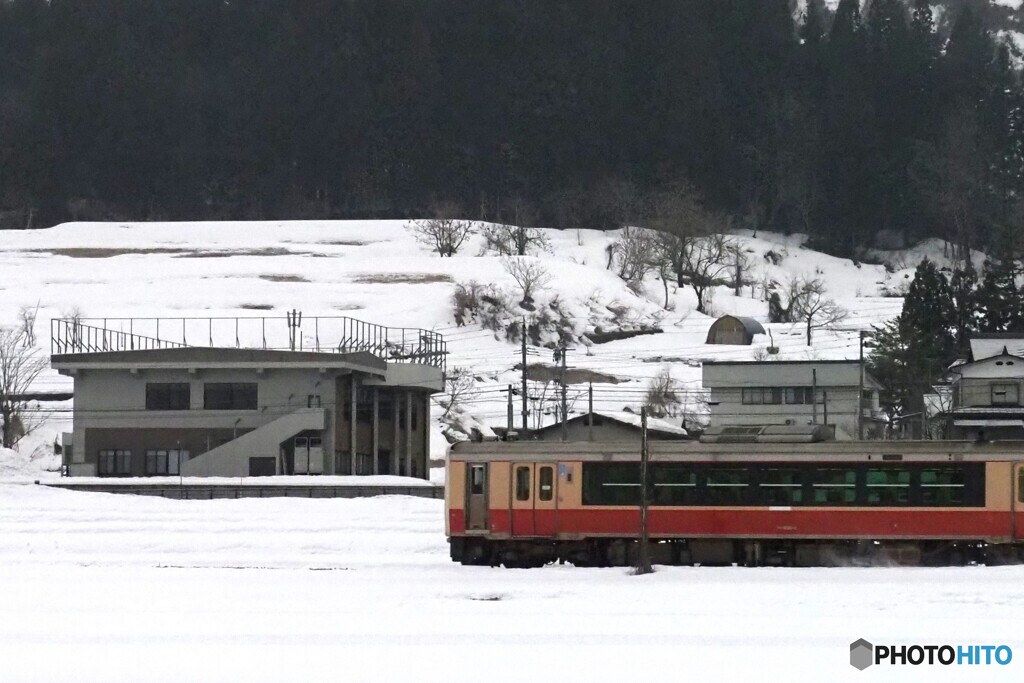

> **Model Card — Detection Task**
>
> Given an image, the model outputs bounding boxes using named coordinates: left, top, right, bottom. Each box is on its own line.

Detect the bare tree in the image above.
left=678, top=231, right=737, bottom=315
left=18, top=301, right=40, bottom=347
left=438, top=367, right=476, bottom=418
left=644, top=367, right=679, bottom=418
left=610, top=226, right=657, bottom=289
left=785, top=275, right=848, bottom=345
left=0, top=327, right=48, bottom=449
left=408, top=200, right=476, bottom=257
left=481, top=199, right=551, bottom=256
left=503, top=256, right=551, bottom=305
left=643, top=180, right=738, bottom=313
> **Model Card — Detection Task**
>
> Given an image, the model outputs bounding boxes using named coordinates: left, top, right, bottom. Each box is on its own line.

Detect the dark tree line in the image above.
left=1, top=0, right=1023, bottom=251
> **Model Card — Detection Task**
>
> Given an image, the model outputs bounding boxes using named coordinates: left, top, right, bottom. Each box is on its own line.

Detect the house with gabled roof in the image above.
left=945, top=341, right=1024, bottom=441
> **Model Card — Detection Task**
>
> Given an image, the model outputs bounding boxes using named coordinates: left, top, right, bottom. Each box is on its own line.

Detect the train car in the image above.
left=446, top=440, right=1024, bottom=567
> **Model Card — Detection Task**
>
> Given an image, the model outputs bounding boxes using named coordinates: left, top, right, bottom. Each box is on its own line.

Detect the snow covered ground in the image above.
left=1, top=483, right=1022, bottom=683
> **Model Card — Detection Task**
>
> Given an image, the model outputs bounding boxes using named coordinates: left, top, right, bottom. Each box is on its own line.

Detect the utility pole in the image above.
left=588, top=382, right=594, bottom=441
left=521, top=317, right=528, bottom=433
left=507, top=384, right=513, bottom=435
left=636, top=407, right=653, bottom=575
left=554, top=345, right=568, bottom=441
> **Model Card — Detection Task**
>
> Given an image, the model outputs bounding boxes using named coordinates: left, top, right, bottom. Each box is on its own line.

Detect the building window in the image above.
left=98, top=449, right=131, bottom=476
left=785, top=387, right=814, bottom=405
left=991, top=383, right=1019, bottom=406
left=146, top=383, right=190, bottom=410
left=145, top=449, right=188, bottom=475
left=741, top=388, right=763, bottom=405
left=203, top=383, right=258, bottom=410
left=307, top=395, right=321, bottom=408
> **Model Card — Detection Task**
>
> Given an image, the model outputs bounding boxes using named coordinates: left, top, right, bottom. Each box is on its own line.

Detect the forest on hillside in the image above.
left=2, top=0, right=1024, bottom=258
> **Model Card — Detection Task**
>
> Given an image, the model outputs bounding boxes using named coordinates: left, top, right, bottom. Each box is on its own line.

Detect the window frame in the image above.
left=515, top=466, right=531, bottom=501
left=990, top=382, right=1020, bottom=406
left=538, top=466, right=554, bottom=501
left=203, top=382, right=258, bottom=410
left=145, top=382, right=191, bottom=411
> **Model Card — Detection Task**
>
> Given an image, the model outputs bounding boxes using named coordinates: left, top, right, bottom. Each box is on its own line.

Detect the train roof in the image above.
left=448, top=439, right=1024, bottom=463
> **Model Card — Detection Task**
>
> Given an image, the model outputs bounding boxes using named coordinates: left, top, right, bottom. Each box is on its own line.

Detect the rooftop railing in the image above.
left=50, top=315, right=446, bottom=370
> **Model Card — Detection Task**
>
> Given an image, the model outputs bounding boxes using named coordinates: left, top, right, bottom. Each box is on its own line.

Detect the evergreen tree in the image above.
left=976, top=232, right=1024, bottom=332
left=949, top=259, right=979, bottom=355
left=871, top=259, right=956, bottom=421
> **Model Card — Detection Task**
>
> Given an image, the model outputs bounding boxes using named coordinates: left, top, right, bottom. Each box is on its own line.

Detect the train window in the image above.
left=582, top=463, right=640, bottom=505
left=865, top=468, right=911, bottom=505
left=515, top=466, right=531, bottom=501
left=761, top=468, right=804, bottom=505
left=1019, top=469, right=1024, bottom=504
left=812, top=468, right=857, bottom=505
left=705, top=468, right=749, bottom=505
left=653, top=466, right=697, bottom=505
left=538, top=466, right=553, bottom=501
left=469, top=465, right=485, bottom=495
left=920, top=467, right=966, bottom=506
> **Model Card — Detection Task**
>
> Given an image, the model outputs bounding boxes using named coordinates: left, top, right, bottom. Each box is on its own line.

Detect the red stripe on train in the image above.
left=452, top=508, right=1024, bottom=539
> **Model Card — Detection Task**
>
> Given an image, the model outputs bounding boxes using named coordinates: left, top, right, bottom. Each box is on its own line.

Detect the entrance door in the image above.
left=511, top=464, right=535, bottom=536
left=466, top=463, right=488, bottom=531
left=533, top=464, right=557, bottom=537
left=1014, top=463, right=1024, bottom=541
left=294, top=437, right=308, bottom=474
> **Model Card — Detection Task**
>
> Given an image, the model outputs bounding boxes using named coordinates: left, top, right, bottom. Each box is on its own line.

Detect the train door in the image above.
left=534, top=464, right=557, bottom=536
left=1014, top=463, right=1024, bottom=541
left=511, top=464, right=535, bottom=536
left=465, top=463, right=489, bottom=531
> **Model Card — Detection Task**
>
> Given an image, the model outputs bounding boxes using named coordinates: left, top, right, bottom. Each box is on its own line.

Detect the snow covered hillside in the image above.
left=0, top=220, right=936, bottom=473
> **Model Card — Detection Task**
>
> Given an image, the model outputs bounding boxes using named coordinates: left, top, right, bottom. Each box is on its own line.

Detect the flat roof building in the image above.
left=52, top=315, right=445, bottom=479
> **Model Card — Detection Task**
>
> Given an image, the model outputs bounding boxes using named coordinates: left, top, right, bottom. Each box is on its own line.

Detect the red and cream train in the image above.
left=446, top=439, right=1024, bottom=567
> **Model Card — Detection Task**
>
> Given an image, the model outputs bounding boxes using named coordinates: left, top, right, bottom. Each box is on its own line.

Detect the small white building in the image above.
left=702, top=360, right=883, bottom=440
left=944, top=338, right=1024, bottom=441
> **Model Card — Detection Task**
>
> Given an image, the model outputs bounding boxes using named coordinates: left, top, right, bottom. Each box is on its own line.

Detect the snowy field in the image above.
left=1, top=483, right=1022, bottom=683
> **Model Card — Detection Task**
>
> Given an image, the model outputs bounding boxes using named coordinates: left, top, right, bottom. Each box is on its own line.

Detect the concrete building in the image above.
left=703, top=360, right=883, bottom=440
left=52, top=315, right=445, bottom=479
left=944, top=345, right=1024, bottom=441
left=529, top=411, right=689, bottom=442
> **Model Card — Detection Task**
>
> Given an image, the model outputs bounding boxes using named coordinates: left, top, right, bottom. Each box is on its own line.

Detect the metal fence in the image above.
left=51, top=315, right=446, bottom=369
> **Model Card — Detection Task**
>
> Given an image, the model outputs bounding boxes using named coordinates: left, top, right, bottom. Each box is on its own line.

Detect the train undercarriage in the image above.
left=450, top=536, right=1024, bottom=569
